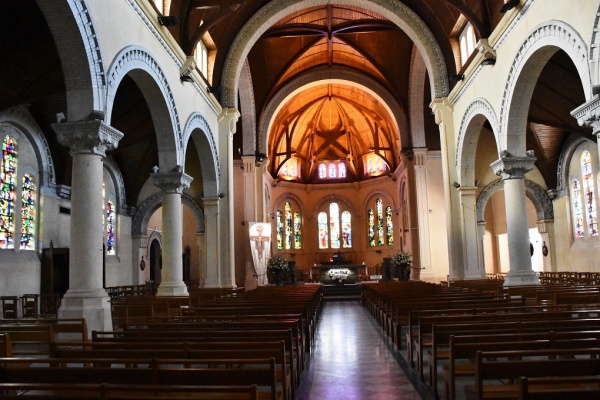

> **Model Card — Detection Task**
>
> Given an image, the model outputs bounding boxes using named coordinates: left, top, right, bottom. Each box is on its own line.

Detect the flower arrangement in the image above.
left=391, top=251, right=412, bottom=267
left=267, top=255, right=288, bottom=272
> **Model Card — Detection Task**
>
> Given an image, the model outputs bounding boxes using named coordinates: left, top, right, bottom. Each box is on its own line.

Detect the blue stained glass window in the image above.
left=1, top=136, right=17, bottom=249
left=106, top=200, right=116, bottom=255
left=20, top=174, right=35, bottom=250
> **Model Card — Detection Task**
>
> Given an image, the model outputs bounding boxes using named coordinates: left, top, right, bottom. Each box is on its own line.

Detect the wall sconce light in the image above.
left=452, top=181, right=461, bottom=189
left=158, top=16, right=179, bottom=26
left=180, top=74, right=194, bottom=83
left=207, top=86, right=220, bottom=94
left=500, top=0, right=519, bottom=13
left=481, top=57, right=496, bottom=66
left=450, top=74, right=465, bottom=81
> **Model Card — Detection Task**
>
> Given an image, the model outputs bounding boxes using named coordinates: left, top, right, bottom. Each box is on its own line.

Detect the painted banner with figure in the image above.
left=249, top=222, right=271, bottom=286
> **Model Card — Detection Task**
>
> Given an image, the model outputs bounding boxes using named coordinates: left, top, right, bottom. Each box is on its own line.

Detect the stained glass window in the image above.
left=338, top=163, right=346, bottom=178
left=341, top=211, right=352, bottom=248
left=368, top=209, right=375, bottom=246
left=284, top=202, right=292, bottom=249
left=293, top=212, right=302, bottom=249
left=276, top=210, right=283, bottom=249
left=106, top=200, right=116, bottom=255
left=330, top=202, right=340, bottom=249
left=376, top=198, right=384, bottom=246
left=20, top=174, right=35, bottom=250
left=328, top=164, right=337, bottom=178
left=318, top=212, right=328, bottom=249
left=318, top=203, right=351, bottom=249
left=1, top=135, right=17, bottom=249
left=573, top=180, right=584, bottom=238
left=318, top=164, right=327, bottom=178
left=581, top=151, right=598, bottom=236
left=386, top=206, right=394, bottom=245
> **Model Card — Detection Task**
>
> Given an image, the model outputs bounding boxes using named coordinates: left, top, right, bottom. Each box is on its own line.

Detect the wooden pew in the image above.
left=0, top=334, right=11, bottom=357
left=440, top=330, right=600, bottom=400
left=0, top=357, right=281, bottom=400
left=51, top=341, right=293, bottom=400
left=518, top=376, right=600, bottom=400
left=0, top=319, right=88, bottom=356
left=464, top=348, right=600, bottom=400
left=0, top=383, right=260, bottom=399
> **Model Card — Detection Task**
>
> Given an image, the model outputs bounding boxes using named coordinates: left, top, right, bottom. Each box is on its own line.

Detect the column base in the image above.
left=503, top=270, right=541, bottom=286
left=156, top=281, right=189, bottom=296
left=58, top=289, right=113, bottom=338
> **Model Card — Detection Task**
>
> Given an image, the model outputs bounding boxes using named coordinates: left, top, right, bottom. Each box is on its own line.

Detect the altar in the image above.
left=310, top=263, right=367, bottom=284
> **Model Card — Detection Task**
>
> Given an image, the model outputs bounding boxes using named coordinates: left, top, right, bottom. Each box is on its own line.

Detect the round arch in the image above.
left=361, top=188, right=397, bottom=213
left=272, top=193, right=306, bottom=218
left=220, top=0, right=449, bottom=109
left=36, top=0, right=106, bottom=121
left=456, top=98, right=500, bottom=185
left=0, top=106, right=55, bottom=188
left=103, top=157, right=127, bottom=213
left=500, top=21, right=591, bottom=155
left=259, top=66, right=409, bottom=156
left=182, top=112, right=220, bottom=198
left=105, top=46, right=182, bottom=170
left=476, top=179, right=554, bottom=223
left=313, top=194, right=357, bottom=220
left=131, top=192, right=205, bottom=236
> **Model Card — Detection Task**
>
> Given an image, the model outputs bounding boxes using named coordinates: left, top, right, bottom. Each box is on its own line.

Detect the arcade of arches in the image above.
left=0, top=0, right=599, bottom=332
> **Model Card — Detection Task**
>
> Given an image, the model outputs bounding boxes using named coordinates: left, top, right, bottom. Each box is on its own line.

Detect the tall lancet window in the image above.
left=276, top=210, right=284, bottom=249
left=318, top=202, right=351, bottom=249
left=572, top=180, right=585, bottom=238
left=582, top=151, right=598, bottom=236
left=20, top=174, right=36, bottom=250
left=106, top=200, right=116, bottom=255
left=386, top=206, right=394, bottom=246
left=0, top=135, right=17, bottom=249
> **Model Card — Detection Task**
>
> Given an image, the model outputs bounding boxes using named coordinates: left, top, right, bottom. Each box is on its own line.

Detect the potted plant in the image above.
left=267, top=255, right=288, bottom=285
left=391, top=251, right=412, bottom=281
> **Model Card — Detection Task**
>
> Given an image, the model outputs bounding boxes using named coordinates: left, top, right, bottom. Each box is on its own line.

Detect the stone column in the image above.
left=491, top=153, right=540, bottom=286
left=242, top=155, right=260, bottom=290
left=477, top=221, right=487, bottom=274
left=202, top=197, right=220, bottom=287
left=430, top=98, right=463, bottom=280
left=152, top=171, right=193, bottom=296
left=52, top=120, right=123, bottom=333
left=413, top=148, right=432, bottom=279
left=218, top=108, right=240, bottom=288
left=571, top=97, right=600, bottom=164
left=459, top=186, right=486, bottom=279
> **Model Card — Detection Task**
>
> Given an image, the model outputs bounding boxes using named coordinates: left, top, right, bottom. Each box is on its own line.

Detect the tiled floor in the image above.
left=295, top=300, right=431, bottom=400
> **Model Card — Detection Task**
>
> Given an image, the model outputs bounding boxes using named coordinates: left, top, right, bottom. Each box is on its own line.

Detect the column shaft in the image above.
left=504, top=179, right=532, bottom=273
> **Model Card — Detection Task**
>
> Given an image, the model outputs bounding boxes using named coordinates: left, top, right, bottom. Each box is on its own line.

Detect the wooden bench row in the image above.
left=0, top=357, right=280, bottom=400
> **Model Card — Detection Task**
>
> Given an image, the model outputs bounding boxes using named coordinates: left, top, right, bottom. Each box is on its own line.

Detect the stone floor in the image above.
left=295, top=300, right=433, bottom=400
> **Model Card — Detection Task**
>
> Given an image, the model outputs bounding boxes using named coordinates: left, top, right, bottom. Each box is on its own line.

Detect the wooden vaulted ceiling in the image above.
left=0, top=1, right=592, bottom=199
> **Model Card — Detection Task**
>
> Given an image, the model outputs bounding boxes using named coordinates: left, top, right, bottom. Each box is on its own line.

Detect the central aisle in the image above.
left=295, top=300, right=427, bottom=400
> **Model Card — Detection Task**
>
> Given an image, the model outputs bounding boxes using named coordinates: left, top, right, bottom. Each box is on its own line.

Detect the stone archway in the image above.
left=219, top=0, right=449, bottom=109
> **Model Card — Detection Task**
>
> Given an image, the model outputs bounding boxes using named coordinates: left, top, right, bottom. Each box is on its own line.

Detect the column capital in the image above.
left=429, top=97, right=453, bottom=125
left=571, top=96, right=600, bottom=136
left=52, top=120, right=124, bottom=157
left=152, top=171, right=193, bottom=194
left=218, top=107, right=241, bottom=135
left=491, top=152, right=536, bottom=180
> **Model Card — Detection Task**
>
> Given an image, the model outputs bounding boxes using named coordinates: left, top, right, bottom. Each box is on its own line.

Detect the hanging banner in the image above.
left=249, top=222, right=271, bottom=286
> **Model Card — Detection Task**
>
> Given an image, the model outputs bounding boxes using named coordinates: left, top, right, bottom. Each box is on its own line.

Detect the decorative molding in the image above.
left=52, top=120, right=123, bottom=157
left=476, top=178, right=553, bottom=222
left=491, top=153, right=536, bottom=180
left=182, top=112, right=221, bottom=184
left=220, top=0, right=448, bottom=108
left=571, top=96, right=600, bottom=134
left=103, top=157, right=127, bottom=212
left=556, top=134, right=589, bottom=192
left=258, top=66, right=407, bottom=156
left=152, top=171, right=193, bottom=194
left=125, top=0, right=219, bottom=116
left=272, top=193, right=306, bottom=217
left=105, top=46, right=182, bottom=163
left=0, top=106, right=56, bottom=187
left=456, top=99, right=499, bottom=182
left=500, top=21, right=590, bottom=151
left=361, top=188, right=397, bottom=213
left=131, top=192, right=204, bottom=235
left=494, top=0, right=538, bottom=50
